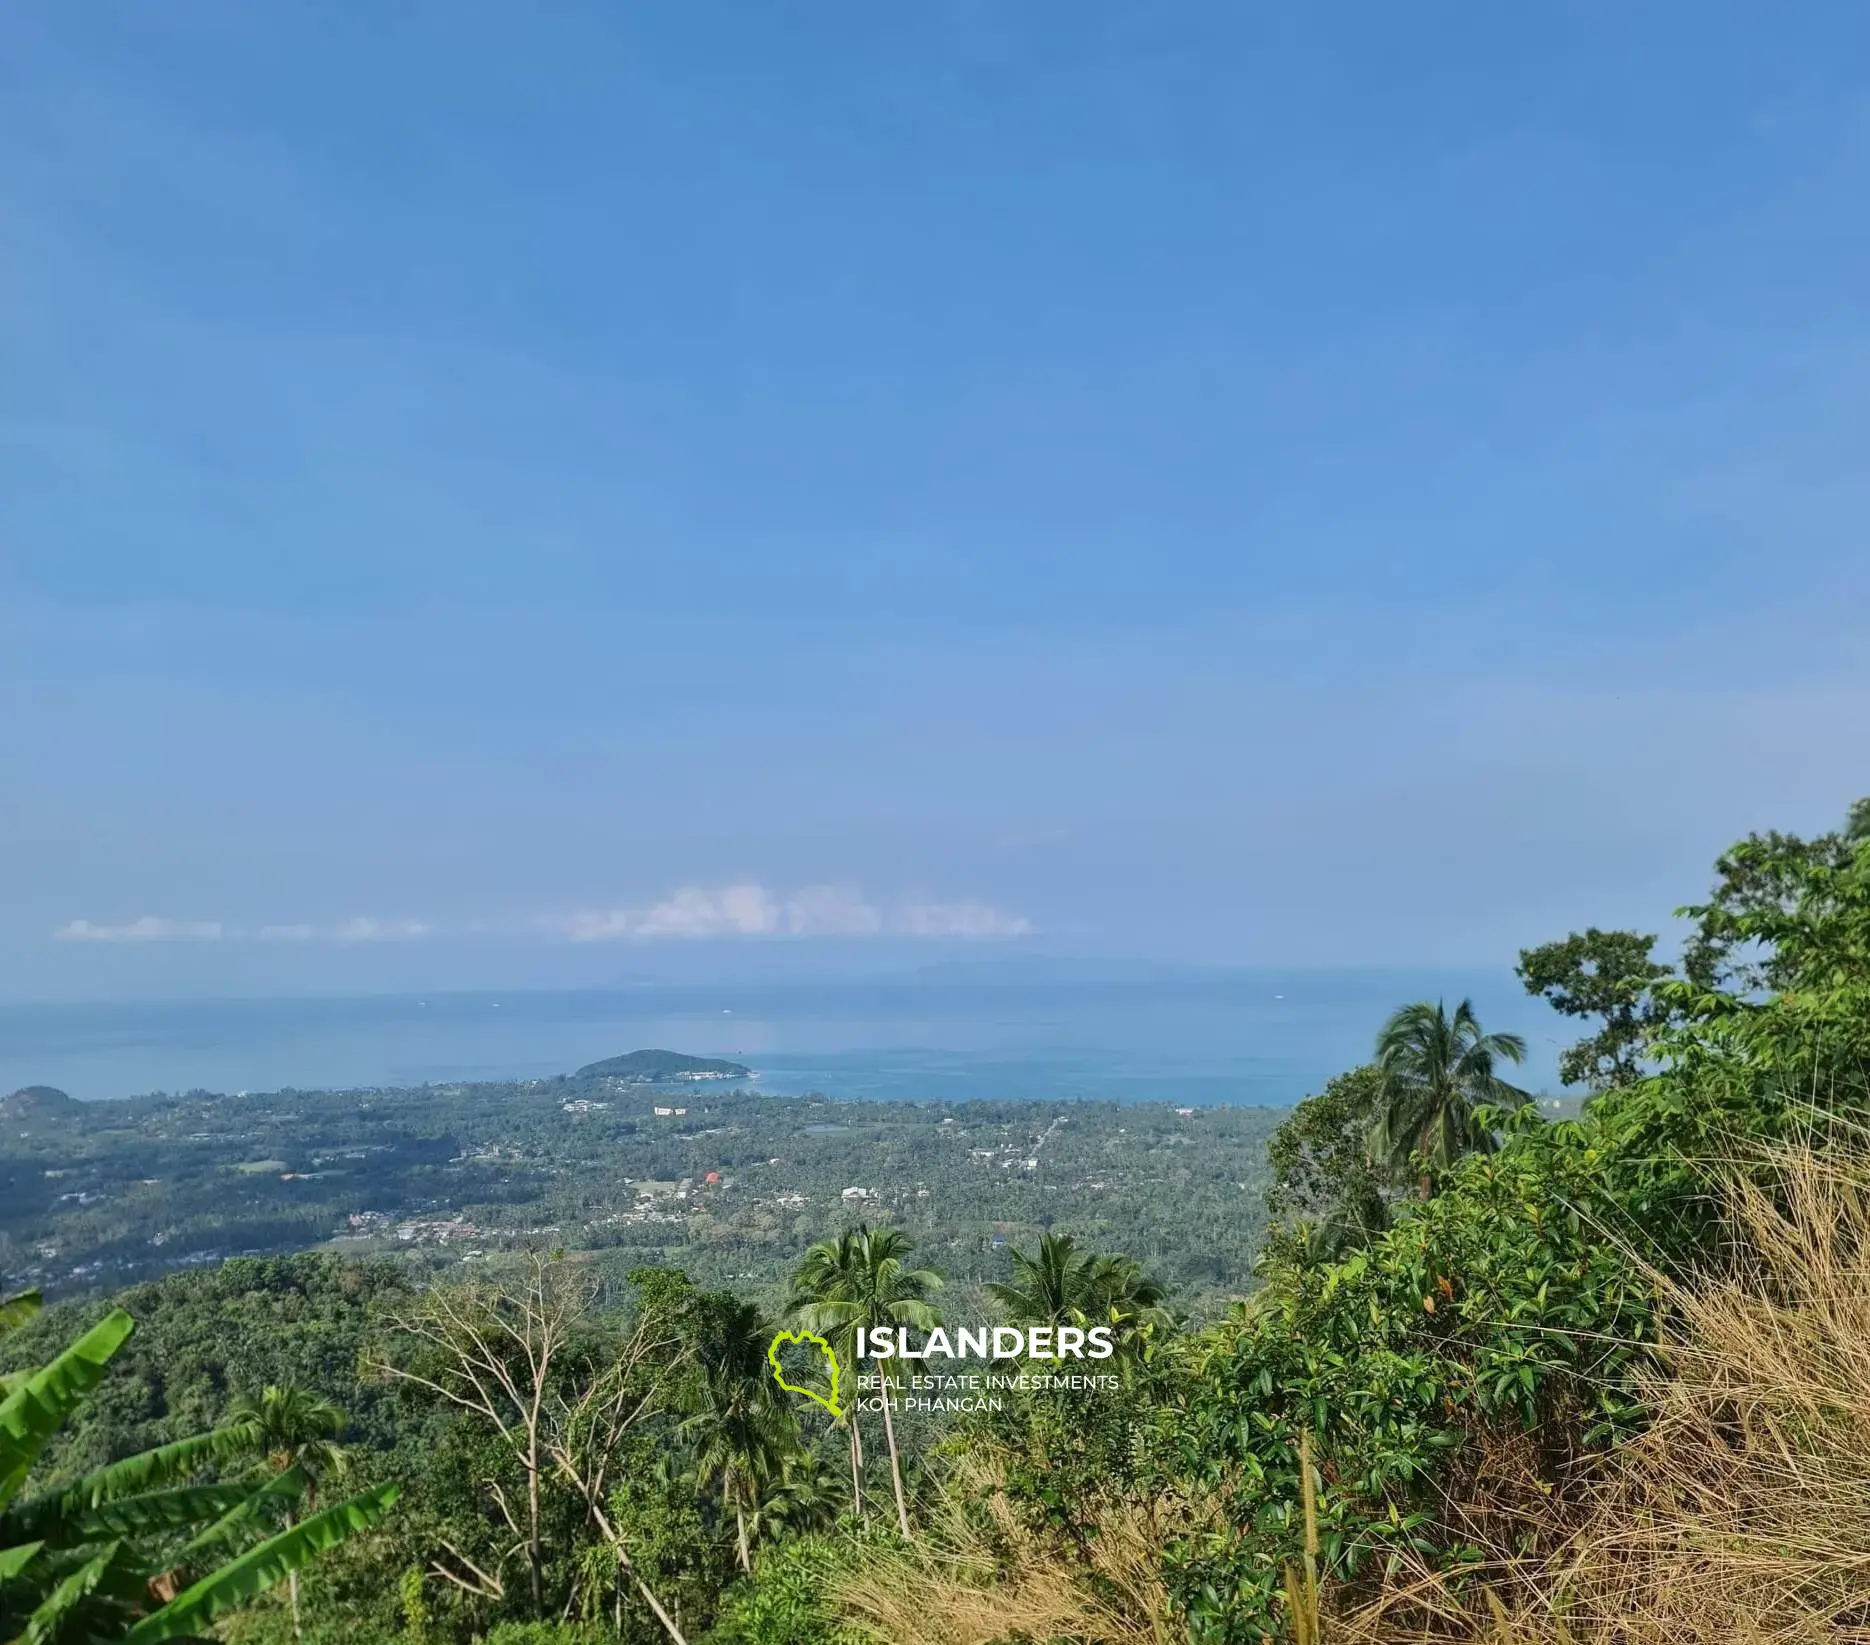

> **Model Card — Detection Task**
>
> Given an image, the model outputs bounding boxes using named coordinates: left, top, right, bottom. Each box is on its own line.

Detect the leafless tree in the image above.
left=375, top=1251, right=691, bottom=1644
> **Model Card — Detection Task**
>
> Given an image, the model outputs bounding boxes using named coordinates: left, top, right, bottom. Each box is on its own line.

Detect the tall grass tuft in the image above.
left=1346, top=1139, right=1870, bottom=1643
left=828, top=1455, right=1207, bottom=1644
left=1284, top=1426, right=1324, bottom=1645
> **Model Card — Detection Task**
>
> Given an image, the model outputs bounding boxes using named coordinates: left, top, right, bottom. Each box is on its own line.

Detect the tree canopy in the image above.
left=1370, top=998, right=1529, bottom=1193
left=1517, top=928, right=1673, bottom=1090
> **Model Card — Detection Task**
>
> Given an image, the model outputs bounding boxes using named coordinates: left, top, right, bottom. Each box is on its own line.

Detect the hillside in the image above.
left=1, top=1083, right=79, bottom=1120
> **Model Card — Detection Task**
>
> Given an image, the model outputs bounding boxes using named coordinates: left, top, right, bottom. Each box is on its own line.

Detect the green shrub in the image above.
left=480, top=1623, right=613, bottom=1645
left=703, top=1534, right=867, bottom=1645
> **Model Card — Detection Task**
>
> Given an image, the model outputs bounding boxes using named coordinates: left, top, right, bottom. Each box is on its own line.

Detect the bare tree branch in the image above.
left=429, top=1542, right=506, bottom=1602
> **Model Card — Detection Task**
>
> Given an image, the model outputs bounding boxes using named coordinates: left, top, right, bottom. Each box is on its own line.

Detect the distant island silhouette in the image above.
left=572, top=1050, right=750, bottom=1083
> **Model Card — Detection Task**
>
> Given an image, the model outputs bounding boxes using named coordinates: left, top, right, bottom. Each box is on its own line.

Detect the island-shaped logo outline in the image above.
left=767, top=1329, right=842, bottom=1420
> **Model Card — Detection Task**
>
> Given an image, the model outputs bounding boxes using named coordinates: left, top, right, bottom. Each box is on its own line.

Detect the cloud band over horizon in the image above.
left=51, top=885, right=1035, bottom=945
left=547, top=883, right=1034, bottom=941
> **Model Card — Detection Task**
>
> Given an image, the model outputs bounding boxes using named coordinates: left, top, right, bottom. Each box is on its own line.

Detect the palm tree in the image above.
left=224, top=1385, right=348, bottom=1639
left=986, top=1233, right=1172, bottom=1346
left=744, top=1448, right=846, bottom=1545
left=1372, top=998, right=1529, bottom=1197
left=684, top=1297, right=795, bottom=1573
left=788, top=1226, right=942, bottom=1538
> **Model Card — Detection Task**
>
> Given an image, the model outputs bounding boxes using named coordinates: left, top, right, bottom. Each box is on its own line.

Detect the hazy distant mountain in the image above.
left=573, top=1050, right=751, bottom=1082
left=1, top=1084, right=79, bottom=1118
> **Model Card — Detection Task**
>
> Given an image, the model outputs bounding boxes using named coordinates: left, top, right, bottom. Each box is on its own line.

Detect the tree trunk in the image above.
left=526, top=1459, right=544, bottom=1617
left=285, top=1509, right=301, bottom=1639
left=849, top=1417, right=865, bottom=1517
left=877, top=1371, right=911, bottom=1537
left=736, top=1507, right=750, bottom=1574
left=629, top=1572, right=687, bottom=1645
left=1418, top=1173, right=1433, bottom=1201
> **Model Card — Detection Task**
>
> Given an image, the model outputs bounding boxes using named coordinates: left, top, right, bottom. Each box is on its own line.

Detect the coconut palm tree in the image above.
left=224, top=1385, right=349, bottom=1638
left=783, top=1232, right=868, bottom=1519
left=1372, top=998, right=1530, bottom=1197
left=788, top=1226, right=942, bottom=1538
left=986, top=1232, right=1170, bottom=1332
left=744, top=1448, right=845, bottom=1545
left=684, top=1297, right=794, bottom=1573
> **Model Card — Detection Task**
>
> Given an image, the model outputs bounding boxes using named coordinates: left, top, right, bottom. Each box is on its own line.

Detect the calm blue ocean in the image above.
left=0, top=969, right=1568, bottom=1108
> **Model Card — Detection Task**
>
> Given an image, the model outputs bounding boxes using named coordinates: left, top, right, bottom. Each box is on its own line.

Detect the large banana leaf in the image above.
left=3, top=1472, right=317, bottom=1639
left=120, top=1481, right=400, bottom=1645
left=0, top=1310, right=134, bottom=1512
left=58, top=1425, right=262, bottom=1511
left=174, top=1464, right=306, bottom=1565
left=58, top=1482, right=262, bottom=1548
left=16, top=1537, right=145, bottom=1645
left=0, top=1537, right=45, bottom=1581
left=4, top=1427, right=269, bottom=1546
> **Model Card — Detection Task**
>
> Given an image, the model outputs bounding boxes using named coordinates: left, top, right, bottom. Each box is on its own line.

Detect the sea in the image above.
left=0, top=969, right=1568, bottom=1108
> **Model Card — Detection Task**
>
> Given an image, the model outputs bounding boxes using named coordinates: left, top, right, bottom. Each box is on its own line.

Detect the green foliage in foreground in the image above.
left=0, top=1303, right=396, bottom=1645
left=1169, top=1105, right=1665, bottom=1634
left=914, top=798, right=1870, bottom=1642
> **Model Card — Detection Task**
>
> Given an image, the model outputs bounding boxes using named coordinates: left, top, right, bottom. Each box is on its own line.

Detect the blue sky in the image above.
left=3, top=1, right=1868, bottom=998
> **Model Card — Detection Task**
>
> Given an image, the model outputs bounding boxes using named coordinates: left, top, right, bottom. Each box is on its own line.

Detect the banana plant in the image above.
left=1, top=1306, right=399, bottom=1645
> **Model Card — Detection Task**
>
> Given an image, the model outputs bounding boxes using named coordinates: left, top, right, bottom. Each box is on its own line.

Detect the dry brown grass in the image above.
left=1343, top=1141, right=1870, bottom=1644
left=829, top=1455, right=1213, bottom=1645
left=833, top=1145, right=1870, bottom=1643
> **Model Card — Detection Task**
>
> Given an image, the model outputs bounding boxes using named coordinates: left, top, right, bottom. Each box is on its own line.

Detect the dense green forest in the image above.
left=0, top=1078, right=1282, bottom=1316
left=6, top=797, right=1870, bottom=1643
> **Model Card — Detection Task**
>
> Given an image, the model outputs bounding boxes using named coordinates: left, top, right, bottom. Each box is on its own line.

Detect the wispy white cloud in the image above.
left=555, top=884, right=778, bottom=941
left=57, top=916, right=431, bottom=943
left=636, top=884, right=782, bottom=939
left=53, top=894, right=1029, bottom=947
left=53, top=916, right=224, bottom=942
left=547, top=884, right=1031, bottom=942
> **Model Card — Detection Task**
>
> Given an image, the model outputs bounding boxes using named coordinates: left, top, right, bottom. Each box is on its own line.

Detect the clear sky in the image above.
left=4, top=2, right=1868, bottom=999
